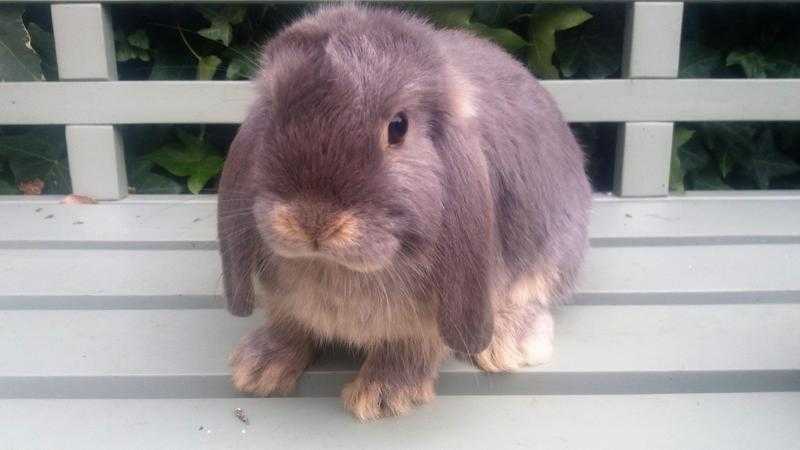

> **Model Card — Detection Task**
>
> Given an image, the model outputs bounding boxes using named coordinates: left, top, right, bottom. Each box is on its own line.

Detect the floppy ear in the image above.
left=218, top=114, right=263, bottom=317
left=432, top=126, right=495, bottom=354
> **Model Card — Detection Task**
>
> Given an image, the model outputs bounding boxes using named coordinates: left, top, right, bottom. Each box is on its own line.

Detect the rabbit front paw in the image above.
left=342, top=376, right=435, bottom=421
left=229, top=325, right=314, bottom=396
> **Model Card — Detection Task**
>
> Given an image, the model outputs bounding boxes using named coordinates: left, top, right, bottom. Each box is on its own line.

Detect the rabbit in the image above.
left=218, top=4, right=591, bottom=421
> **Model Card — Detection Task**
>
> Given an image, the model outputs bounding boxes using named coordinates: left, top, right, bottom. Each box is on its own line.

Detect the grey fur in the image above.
left=219, top=4, right=590, bottom=366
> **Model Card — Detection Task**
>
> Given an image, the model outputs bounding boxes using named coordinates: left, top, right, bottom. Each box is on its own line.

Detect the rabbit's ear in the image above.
left=218, top=114, right=263, bottom=317
left=432, top=126, right=494, bottom=354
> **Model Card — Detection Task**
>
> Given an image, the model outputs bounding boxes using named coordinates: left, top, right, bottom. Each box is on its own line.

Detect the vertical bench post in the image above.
left=614, top=2, right=684, bottom=197
left=52, top=4, right=128, bottom=200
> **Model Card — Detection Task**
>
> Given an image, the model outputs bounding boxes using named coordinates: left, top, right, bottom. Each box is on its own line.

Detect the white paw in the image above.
left=521, top=312, right=554, bottom=366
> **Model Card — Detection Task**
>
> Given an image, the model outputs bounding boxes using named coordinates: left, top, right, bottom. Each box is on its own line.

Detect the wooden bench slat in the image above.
left=2, top=244, right=798, bottom=307
left=2, top=194, right=799, bottom=249
left=3, top=80, right=800, bottom=124
left=3, top=395, right=800, bottom=450
left=1, top=305, right=798, bottom=398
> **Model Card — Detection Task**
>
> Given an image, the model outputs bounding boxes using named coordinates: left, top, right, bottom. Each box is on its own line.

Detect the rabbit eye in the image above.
left=387, top=112, right=408, bottom=147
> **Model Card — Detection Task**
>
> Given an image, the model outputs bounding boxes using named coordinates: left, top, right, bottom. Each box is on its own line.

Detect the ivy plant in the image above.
left=670, top=4, right=800, bottom=190
left=1, top=3, right=799, bottom=194
left=0, top=6, right=64, bottom=194
left=0, top=5, right=45, bottom=81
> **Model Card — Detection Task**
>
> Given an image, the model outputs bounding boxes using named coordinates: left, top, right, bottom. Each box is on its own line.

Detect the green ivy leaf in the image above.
left=0, top=131, right=70, bottom=193
left=128, top=159, right=184, bottom=194
left=669, top=127, right=696, bottom=192
left=417, top=5, right=528, bottom=53
left=469, top=23, right=528, bottom=52
left=472, top=4, right=530, bottom=28
left=527, top=6, right=593, bottom=79
left=673, top=128, right=696, bottom=155
left=186, top=154, right=224, bottom=194
left=148, top=129, right=224, bottom=194
left=115, top=30, right=150, bottom=62
left=679, top=137, right=711, bottom=173
left=0, top=5, right=45, bottom=81
left=196, top=55, right=221, bottom=80
left=197, top=6, right=247, bottom=46
left=679, top=41, right=722, bottom=78
left=127, top=29, right=150, bottom=50
left=691, top=166, right=732, bottom=190
left=746, top=130, right=800, bottom=189
left=678, top=140, right=711, bottom=172
left=669, top=148, right=685, bottom=192
left=133, top=171, right=184, bottom=194
left=27, top=22, right=57, bottom=80
left=197, top=24, right=233, bottom=47
left=702, top=123, right=756, bottom=166
left=726, top=50, right=771, bottom=78
left=718, top=152, right=735, bottom=178
left=419, top=5, right=474, bottom=28
left=150, top=147, right=195, bottom=178
left=556, top=18, right=619, bottom=78
left=225, top=46, right=259, bottom=80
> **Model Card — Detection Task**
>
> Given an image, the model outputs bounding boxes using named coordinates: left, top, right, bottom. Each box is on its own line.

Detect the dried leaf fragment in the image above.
left=61, top=194, right=98, bottom=205
left=18, top=179, right=44, bottom=195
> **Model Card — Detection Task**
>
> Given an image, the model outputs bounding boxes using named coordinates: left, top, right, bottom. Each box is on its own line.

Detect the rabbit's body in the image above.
left=438, top=29, right=591, bottom=369
left=258, top=257, right=440, bottom=347
left=219, top=5, right=591, bottom=420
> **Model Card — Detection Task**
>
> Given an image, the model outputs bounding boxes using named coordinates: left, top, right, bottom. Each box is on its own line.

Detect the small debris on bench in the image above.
left=234, top=407, right=249, bottom=425
left=198, top=425, right=211, bottom=434
left=44, top=214, right=54, bottom=220
left=73, top=221, right=84, bottom=225
left=35, top=207, right=42, bottom=213
left=61, top=194, right=98, bottom=205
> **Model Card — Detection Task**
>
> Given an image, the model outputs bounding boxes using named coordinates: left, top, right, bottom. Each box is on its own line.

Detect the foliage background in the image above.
left=1, top=3, right=798, bottom=194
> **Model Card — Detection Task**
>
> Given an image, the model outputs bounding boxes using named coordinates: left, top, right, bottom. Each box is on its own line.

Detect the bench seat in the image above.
left=1, top=193, right=798, bottom=449
left=4, top=395, right=800, bottom=450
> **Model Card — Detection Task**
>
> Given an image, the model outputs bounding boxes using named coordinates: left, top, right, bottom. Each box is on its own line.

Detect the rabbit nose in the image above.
left=301, top=212, right=328, bottom=250
left=314, top=210, right=360, bottom=248
left=272, top=203, right=360, bottom=250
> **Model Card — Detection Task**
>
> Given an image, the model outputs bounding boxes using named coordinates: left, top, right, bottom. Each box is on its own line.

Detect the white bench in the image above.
left=1, top=1, right=799, bottom=448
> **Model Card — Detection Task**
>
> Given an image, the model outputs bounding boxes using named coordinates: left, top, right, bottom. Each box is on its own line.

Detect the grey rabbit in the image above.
left=218, top=4, right=591, bottom=420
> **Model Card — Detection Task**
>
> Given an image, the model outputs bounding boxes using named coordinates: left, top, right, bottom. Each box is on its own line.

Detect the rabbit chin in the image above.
left=267, top=238, right=401, bottom=274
